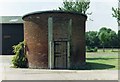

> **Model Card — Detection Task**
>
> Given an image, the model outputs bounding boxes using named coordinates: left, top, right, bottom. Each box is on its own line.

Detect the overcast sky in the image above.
left=0, top=0, right=118, bottom=32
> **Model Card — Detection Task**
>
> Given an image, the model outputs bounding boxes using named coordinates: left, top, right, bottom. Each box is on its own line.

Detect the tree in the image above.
left=86, top=31, right=100, bottom=47
left=59, top=0, right=90, bottom=14
left=86, top=27, right=118, bottom=51
left=98, top=27, right=118, bottom=51
left=112, top=7, right=120, bottom=26
left=99, top=27, right=110, bottom=34
left=109, top=31, right=118, bottom=51
left=98, top=31, right=109, bottom=52
left=112, top=2, right=120, bottom=49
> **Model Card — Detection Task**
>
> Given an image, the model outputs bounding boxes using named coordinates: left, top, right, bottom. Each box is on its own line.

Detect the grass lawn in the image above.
left=85, top=49, right=119, bottom=70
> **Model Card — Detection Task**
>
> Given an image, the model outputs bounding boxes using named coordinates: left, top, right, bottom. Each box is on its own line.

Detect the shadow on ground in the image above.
left=70, top=62, right=115, bottom=70
left=87, top=58, right=118, bottom=60
left=71, top=62, right=115, bottom=70
left=69, top=57, right=116, bottom=70
left=84, top=62, right=115, bottom=70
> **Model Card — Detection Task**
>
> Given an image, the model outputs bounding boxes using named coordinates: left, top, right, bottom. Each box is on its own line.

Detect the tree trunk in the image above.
left=103, top=45, right=105, bottom=52
left=112, top=46, right=113, bottom=52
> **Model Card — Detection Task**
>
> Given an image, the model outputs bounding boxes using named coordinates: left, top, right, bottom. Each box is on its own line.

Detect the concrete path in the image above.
left=0, top=55, right=118, bottom=80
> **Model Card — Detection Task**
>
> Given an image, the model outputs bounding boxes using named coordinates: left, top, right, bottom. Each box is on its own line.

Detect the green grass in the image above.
left=85, top=49, right=119, bottom=70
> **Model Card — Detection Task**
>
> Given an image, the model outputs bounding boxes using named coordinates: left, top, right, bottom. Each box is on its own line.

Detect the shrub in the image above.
left=12, top=41, right=28, bottom=68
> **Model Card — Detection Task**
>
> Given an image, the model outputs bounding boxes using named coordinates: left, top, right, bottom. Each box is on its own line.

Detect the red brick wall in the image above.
left=23, top=11, right=87, bottom=69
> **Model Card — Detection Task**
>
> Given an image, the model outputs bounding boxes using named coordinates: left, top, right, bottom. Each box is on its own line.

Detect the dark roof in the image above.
left=22, top=10, right=87, bottom=20
left=0, top=16, right=23, bottom=23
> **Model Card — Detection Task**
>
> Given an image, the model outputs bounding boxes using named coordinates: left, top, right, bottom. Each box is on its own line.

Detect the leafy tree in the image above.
left=59, top=0, right=75, bottom=12
left=112, top=2, right=120, bottom=49
left=98, top=27, right=118, bottom=51
left=86, top=27, right=118, bottom=51
left=59, top=0, right=90, bottom=14
left=86, top=31, right=99, bottom=47
left=98, top=27, right=110, bottom=34
left=99, top=27, right=107, bottom=32
left=109, top=31, right=118, bottom=51
left=86, top=32, right=90, bottom=46
left=112, top=7, right=120, bottom=26
left=98, top=31, right=109, bottom=52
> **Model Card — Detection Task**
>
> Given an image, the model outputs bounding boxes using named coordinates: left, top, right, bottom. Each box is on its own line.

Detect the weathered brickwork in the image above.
left=23, top=11, right=87, bottom=69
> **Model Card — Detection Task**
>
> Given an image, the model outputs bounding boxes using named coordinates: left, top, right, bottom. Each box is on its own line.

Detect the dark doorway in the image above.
left=54, top=41, right=68, bottom=69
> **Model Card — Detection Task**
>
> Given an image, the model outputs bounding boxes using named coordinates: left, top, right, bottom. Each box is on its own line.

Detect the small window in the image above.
left=3, top=35, right=11, bottom=39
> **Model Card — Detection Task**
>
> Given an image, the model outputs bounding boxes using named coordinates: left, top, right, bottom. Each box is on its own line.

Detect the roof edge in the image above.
left=22, top=10, right=87, bottom=20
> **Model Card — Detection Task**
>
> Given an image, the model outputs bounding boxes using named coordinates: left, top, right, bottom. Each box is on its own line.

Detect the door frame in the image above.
left=48, top=17, right=72, bottom=69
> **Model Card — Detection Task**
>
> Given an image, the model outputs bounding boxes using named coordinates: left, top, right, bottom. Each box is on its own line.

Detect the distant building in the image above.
left=0, top=16, right=24, bottom=55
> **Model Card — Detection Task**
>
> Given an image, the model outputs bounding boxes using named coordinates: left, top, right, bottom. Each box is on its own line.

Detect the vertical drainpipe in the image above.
left=48, top=17, right=53, bottom=69
left=67, top=19, right=72, bottom=69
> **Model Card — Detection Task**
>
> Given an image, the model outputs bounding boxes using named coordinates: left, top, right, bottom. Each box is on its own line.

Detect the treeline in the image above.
left=86, top=27, right=119, bottom=51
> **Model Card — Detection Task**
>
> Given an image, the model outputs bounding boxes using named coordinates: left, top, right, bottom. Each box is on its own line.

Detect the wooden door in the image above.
left=54, top=41, right=68, bottom=69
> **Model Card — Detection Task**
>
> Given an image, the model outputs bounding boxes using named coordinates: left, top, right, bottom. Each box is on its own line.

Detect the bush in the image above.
left=12, top=41, right=28, bottom=68
left=86, top=46, right=98, bottom=52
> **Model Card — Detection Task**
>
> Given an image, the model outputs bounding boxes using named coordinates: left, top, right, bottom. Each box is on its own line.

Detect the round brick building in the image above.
left=22, top=11, right=87, bottom=69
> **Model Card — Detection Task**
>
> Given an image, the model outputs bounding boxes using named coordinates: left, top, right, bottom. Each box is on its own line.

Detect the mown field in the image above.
left=86, top=49, right=119, bottom=70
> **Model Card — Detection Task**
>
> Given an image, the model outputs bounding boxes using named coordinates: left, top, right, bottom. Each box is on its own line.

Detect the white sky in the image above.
left=0, top=0, right=118, bottom=32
